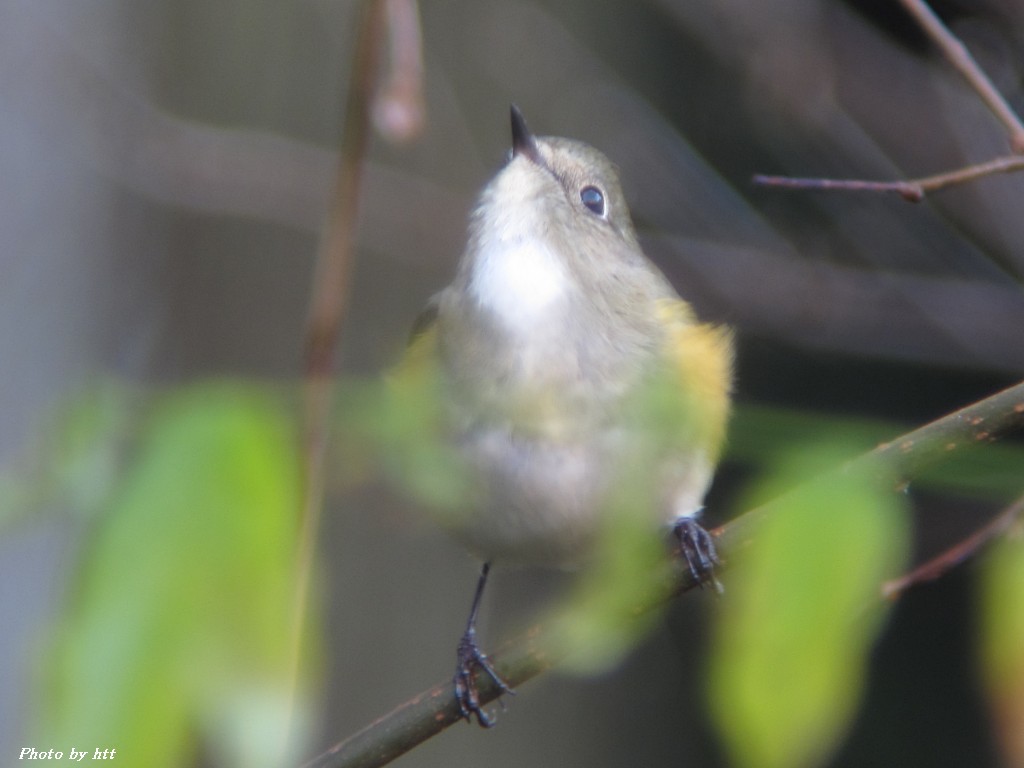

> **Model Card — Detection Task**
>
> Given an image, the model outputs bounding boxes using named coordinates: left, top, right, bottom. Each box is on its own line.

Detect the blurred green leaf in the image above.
left=709, top=441, right=910, bottom=768
left=978, top=531, right=1024, bottom=767
left=34, top=381, right=311, bottom=768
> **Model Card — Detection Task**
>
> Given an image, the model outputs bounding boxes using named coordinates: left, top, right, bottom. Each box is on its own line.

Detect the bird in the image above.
left=392, top=105, right=733, bottom=727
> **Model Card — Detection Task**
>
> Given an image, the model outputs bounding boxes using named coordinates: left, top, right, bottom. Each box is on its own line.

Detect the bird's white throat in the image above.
left=469, top=237, right=569, bottom=332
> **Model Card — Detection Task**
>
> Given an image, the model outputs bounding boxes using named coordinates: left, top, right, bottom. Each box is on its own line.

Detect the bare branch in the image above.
left=752, top=173, right=926, bottom=202
left=753, top=155, right=1024, bottom=202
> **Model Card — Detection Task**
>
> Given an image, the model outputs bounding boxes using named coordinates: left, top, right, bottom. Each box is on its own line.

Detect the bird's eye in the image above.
left=580, top=186, right=605, bottom=216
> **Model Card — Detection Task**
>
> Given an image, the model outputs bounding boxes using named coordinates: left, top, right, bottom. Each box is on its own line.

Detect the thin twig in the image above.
left=753, top=154, right=1024, bottom=202
left=897, top=0, right=1024, bottom=153
left=299, top=379, right=1024, bottom=768
left=752, top=173, right=926, bottom=202
left=882, top=494, right=1024, bottom=599
left=287, top=0, right=390, bottom=754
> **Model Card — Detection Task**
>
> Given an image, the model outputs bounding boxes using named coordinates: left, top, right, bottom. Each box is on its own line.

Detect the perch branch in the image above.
left=299, top=379, right=1024, bottom=768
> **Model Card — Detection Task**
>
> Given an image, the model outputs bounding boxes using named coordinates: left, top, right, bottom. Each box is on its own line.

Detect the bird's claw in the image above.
left=673, top=517, right=723, bottom=593
left=453, top=631, right=514, bottom=727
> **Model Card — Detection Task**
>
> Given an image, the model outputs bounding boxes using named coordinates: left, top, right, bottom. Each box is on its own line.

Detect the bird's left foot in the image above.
left=453, top=630, right=515, bottom=727
left=672, top=517, right=723, bottom=592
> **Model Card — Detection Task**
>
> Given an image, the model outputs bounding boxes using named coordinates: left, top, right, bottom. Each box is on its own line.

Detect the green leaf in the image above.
left=708, top=441, right=910, bottom=768
left=978, top=531, right=1024, bottom=767
left=34, top=381, right=311, bottom=767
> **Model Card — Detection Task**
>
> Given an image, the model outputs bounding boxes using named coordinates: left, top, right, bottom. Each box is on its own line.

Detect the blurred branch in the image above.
left=753, top=0, right=1024, bottom=198
left=290, top=0, right=391, bottom=751
left=304, top=0, right=389, bottom=380
left=373, top=0, right=425, bottom=143
left=882, top=493, right=1024, bottom=599
left=299, top=379, right=1024, bottom=768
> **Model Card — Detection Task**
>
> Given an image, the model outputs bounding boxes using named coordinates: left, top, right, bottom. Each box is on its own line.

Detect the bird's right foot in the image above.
left=673, top=516, right=724, bottom=593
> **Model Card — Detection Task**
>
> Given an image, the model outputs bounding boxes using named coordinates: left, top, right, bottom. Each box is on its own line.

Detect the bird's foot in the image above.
left=453, top=630, right=515, bottom=727
left=673, top=516, right=723, bottom=593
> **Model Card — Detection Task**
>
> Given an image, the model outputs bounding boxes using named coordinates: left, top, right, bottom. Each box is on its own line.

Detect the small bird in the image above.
left=396, top=106, right=733, bottom=726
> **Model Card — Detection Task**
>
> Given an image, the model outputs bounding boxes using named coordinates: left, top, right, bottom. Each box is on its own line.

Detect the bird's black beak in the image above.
left=510, top=104, right=543, bottom=165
